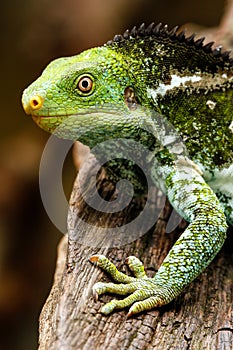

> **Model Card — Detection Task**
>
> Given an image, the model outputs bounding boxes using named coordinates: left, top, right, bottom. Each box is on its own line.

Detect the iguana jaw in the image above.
left=31, top=110, right=141, bottom=144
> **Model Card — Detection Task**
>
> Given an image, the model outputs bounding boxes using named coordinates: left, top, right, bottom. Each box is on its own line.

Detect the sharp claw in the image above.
left=127, top=305, right=138, bottom=318
left=125, top=256, right=135, bottom=264
left=93, top=288, right=99, bottom=302
left=89, top=255, right=101, bottom=263
left=126, top=311, right=133, bottom=319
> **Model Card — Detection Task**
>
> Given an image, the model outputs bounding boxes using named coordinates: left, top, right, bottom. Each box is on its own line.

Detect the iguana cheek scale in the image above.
left=22, top=23, right=232, bottom=317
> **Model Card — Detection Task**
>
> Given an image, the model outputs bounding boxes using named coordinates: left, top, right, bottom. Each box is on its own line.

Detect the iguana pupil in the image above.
left=78, top=76, right=93, bottom=92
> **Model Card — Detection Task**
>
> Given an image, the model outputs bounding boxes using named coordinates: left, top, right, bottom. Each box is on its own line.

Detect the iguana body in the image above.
left=22, top=23, right=232, bottom=317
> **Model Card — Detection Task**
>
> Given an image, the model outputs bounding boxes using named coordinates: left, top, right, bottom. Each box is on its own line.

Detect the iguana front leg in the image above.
left=90, top=158, right=227, bottom=317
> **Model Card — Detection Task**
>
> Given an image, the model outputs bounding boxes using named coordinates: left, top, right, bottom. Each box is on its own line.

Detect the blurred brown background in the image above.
left=0, top=0, right=226, bottom=349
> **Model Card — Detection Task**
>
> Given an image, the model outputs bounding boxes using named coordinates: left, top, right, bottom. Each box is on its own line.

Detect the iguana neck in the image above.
left=106, top=25, right=233, bottom=171
left=107, top=24, right=232, bottom=104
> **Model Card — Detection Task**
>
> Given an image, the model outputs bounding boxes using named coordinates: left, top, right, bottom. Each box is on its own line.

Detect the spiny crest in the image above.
left=106, top=23, right=232, bottom=63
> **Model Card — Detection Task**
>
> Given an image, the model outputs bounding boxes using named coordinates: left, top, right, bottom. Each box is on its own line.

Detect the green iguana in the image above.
left=22, top=23, right=233, bottom=317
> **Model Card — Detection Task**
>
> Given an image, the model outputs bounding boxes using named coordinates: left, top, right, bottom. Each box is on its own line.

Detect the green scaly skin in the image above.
left=22, top=23, right=232, bottom=317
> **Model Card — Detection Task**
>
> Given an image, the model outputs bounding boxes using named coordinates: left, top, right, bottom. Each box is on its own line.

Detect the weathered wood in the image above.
left=39, top=6, right=233, bottom=349
left=38, top=152, right=233, bottom=350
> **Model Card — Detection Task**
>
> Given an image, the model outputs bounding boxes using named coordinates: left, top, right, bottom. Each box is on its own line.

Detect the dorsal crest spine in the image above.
left=106, top=23, right=232, bottom=63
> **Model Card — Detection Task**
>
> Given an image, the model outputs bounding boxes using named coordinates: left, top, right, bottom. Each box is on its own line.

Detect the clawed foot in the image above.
left=89, top=255, right=167, bottom=317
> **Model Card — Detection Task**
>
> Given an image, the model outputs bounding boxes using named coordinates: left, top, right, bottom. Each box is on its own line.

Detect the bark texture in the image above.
left=39, top=6, right=233, bottom=349
left=38, top=157, right=233, bottom=350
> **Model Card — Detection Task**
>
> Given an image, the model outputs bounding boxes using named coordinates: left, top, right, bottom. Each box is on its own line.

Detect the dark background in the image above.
left=0, top=0, right=225, bottom=349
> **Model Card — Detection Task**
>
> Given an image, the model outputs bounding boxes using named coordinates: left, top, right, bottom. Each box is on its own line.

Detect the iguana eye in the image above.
left=77, top=75, right=93, bottom=94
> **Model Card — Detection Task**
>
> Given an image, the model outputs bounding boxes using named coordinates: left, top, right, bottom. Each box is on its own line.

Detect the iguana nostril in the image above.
left=29, top=95, right=43, bottom=110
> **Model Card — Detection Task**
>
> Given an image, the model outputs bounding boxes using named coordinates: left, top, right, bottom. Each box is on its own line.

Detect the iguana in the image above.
left=22, top=23, right=233, bottom=317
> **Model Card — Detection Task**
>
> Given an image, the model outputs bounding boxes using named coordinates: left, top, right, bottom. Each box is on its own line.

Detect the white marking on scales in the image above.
left=229, top=120, right=233, bottom=133
left=147, top=74, right=202, bottom=101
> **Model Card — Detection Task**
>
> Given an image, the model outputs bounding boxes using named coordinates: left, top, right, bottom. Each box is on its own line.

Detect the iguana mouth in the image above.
left=31, top=115, right=67, bottom=122
left=31, top=110, right=126, bottom=122
left=32, top=115, right=65, bottom=119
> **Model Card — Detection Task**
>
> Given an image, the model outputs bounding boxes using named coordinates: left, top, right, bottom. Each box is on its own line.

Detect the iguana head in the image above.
left=22, top=46, right=145, bottom=145
left=22, top=23, right=232, bottom=146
